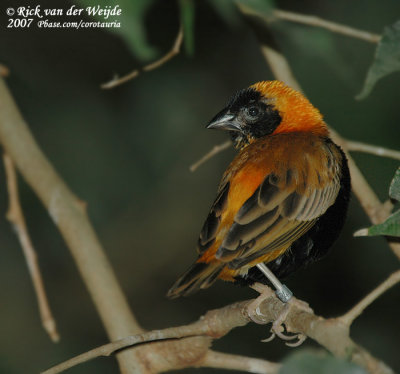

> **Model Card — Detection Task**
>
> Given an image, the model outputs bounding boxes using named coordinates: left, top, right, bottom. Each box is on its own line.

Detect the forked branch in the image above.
left=42, top=290, right=394, bottom=374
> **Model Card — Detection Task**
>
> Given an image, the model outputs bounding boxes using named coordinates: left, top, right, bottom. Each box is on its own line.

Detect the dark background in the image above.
left=0, top=0, right=399, bottom=373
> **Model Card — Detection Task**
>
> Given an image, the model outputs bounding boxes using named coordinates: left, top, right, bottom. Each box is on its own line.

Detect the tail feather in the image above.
left=167, top=261, right=224, bottom=299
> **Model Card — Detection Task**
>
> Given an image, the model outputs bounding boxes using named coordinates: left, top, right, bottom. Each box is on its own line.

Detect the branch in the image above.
left=42, top=330, right=203, bottom=374
left=339, top=269, right=400, bottom=326
left=0, top=78, right=149, bottom=373
left=101, top=25, right=183, bottom=89
left=3, top=153, right=60, bottom=342
left=189, top=140, right=231, bottom=172
left=200, top=350, right=281, bottom=374
left=42, top=292, right=393, bottom=374
left=271, top=9, right=381, bottom=43
left=345, top=140, right=400, bottom=161
left=42, top=301, right=247, bottom=374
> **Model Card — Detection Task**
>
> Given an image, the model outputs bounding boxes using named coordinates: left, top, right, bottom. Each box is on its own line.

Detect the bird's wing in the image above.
left=214, top=146, right=342, bottom=268
left=197, top=181, right=230, bottom=254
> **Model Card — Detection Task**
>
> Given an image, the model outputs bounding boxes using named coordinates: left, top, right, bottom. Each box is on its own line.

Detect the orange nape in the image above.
left=251, top=81, right=328, bottom=137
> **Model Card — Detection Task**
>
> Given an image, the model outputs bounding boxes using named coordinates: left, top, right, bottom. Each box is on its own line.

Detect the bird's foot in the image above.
left=247, top=283, right=275, bottom=324
left=269, top=297, right=311, bottom=347
left=248, top=283, right=311, bottom=346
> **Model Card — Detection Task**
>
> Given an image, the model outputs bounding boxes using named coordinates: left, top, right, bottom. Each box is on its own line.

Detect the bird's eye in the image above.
left=247, top=106, right=260, bottom=117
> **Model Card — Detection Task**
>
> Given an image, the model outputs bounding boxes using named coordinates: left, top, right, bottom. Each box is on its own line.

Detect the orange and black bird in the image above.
left=167, top=81, right=350, bottom=301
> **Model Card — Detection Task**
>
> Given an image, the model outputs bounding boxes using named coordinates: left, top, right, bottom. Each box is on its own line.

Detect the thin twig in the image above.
left=272, top=9, right=381, bottom=43
left=101, top=25, right=183, bottom=89
left=339, top=269, right=400, bottom=326
left=3, top=153, right=60, bottom=342
left=42, top=328, right=201, bottom=374
left=345, top=140, right=400, bottom=161
left=189, top=140, right=232, bottom=172
left=42, top=292, right=394, bottom=374
left=200, top=350, right=281, bottom=374
left=240, top=5, right=380, bottom=43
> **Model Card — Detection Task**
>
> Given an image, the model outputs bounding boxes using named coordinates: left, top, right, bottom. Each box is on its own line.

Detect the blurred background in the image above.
left=0, top=0, right=399, bottom=373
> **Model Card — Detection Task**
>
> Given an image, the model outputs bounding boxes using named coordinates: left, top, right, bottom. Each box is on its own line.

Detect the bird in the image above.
left=167, top=80, right=351, bottom=306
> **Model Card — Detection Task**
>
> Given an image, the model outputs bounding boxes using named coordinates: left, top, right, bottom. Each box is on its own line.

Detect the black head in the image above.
left=207, top=87, right=282, bottom=148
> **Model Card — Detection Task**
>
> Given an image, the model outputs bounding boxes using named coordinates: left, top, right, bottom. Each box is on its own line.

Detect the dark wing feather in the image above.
left=228, top=220, right=315, bottom=269
left=197, top=182, right=230, bottom=254
left=216, top=155, right=341, bottom=268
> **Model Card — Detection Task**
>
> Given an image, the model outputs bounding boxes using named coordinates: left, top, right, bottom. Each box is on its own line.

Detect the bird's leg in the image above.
left=247, top=263, right=292, bottom=325
left=256, top=263, right=293, bottom=302
left=247, top=263, right=311, bottom=346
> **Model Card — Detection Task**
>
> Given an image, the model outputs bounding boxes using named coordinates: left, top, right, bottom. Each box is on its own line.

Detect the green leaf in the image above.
left=357, top=20, right=400, bottom=100
left=75, top=0, right=157, bottom=61
left=280, top=350, right=367, bottom=374
left=354, top=168, right=400, bottom=237
left=389, top=167, right=400, bottom=201
left=179, top=0, right=195, bottom=55
left=363, top=210, right=400, bottom=237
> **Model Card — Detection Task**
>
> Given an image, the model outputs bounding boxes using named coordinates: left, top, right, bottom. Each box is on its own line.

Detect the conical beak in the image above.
left=206, top=113, right=241, bottom=132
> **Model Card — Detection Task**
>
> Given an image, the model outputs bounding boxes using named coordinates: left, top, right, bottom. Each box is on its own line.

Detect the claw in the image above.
left=286, top=333, right=307, bottom=347
left=272, top=322, right=297, bottom=341
left=261, top=332, right=275, bottom=343
left=271, top=319, right=306, bottom=346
